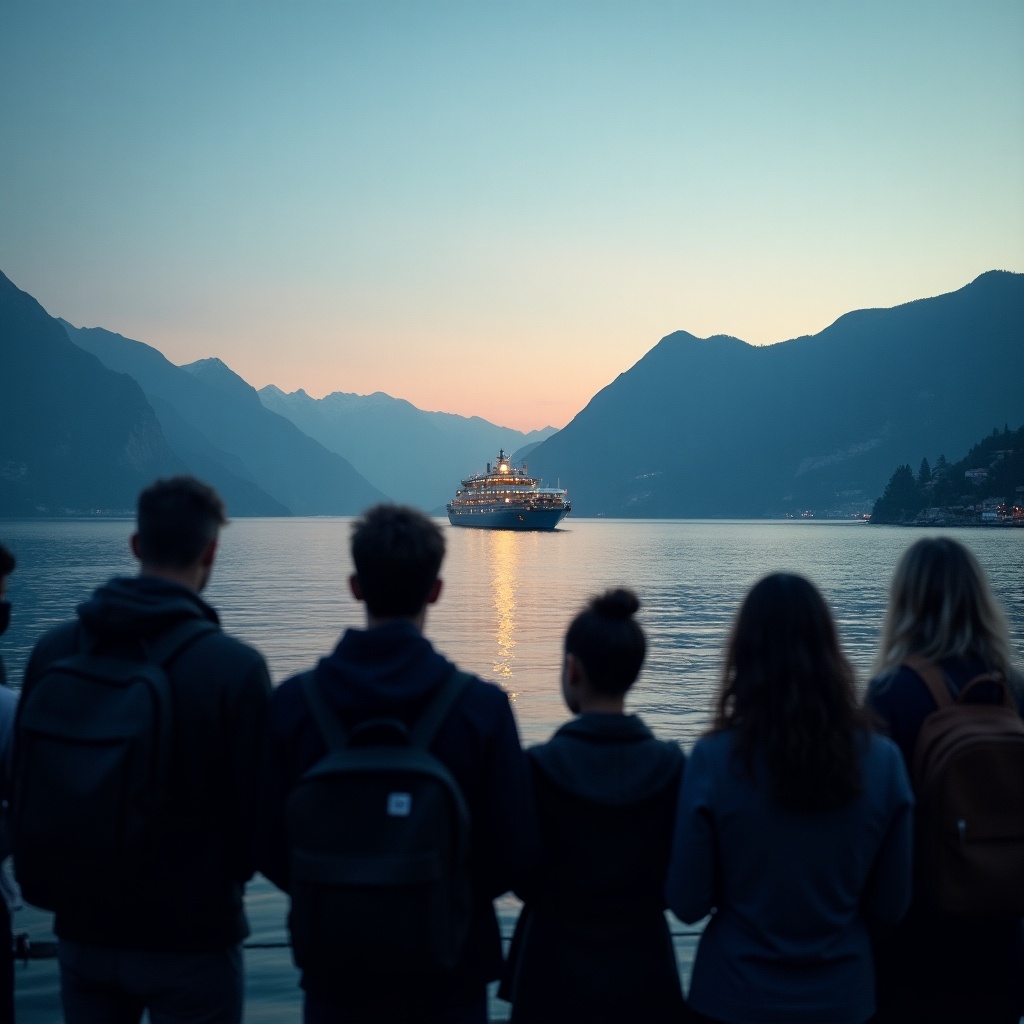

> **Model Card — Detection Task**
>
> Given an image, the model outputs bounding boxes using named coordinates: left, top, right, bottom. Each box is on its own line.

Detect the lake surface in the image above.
left=2, top=517, right=1023, bottom=1020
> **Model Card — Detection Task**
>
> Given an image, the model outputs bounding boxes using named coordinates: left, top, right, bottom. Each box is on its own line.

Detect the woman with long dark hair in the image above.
left=502, top=588, right=685, bottom=1023
left=667, top=573, right=913, bottom=1023
left=868, top=537, right=1024, bottom=1023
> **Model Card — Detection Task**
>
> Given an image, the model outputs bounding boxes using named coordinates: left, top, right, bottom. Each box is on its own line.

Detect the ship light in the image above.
left=499, top=463, right=509, bottom=473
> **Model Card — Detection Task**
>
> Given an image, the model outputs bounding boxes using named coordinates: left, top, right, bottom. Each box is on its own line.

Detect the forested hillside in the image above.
left=871, top=423, right=1024, bottom=525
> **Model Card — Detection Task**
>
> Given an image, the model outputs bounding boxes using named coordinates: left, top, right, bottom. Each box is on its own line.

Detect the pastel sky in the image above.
left=2, top=1, right=1022, bottom=431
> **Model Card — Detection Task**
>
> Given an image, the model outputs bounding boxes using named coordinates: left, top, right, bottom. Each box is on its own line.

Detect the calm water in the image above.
left=2, top=518, right=1023, bottom=1020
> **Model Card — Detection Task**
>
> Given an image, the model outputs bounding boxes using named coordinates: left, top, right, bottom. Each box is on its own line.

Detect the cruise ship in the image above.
left=447, top=450, right=571, bottom=530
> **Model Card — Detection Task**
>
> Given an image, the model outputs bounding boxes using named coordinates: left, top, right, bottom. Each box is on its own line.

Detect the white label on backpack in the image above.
left=387, top=792, right=412, bottom=817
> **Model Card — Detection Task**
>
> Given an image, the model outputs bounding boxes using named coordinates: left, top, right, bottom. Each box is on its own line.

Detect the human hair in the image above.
left=350, top=505, right=445, bottom=618
left=714, top=573, right=867, bottom=813
left=564, top=588, right=646, bottom=696
left=136, top=476, right=227, bottom=569
left=874, top=537, right=1014, bottom=683
left=0, top=543, right=14, bottom=578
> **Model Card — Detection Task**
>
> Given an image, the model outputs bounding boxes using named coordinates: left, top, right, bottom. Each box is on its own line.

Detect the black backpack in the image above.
left=12, top=617, right=216, bottom=912
left=285, top=668, right=473, bottom=979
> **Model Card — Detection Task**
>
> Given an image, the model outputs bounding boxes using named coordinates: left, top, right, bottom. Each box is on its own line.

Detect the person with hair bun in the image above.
left=502, top=588, right=685, bottom=1023
left=667, top=573, right=913, bottom=1024
left=868, top=537, right=1024, bottom=1023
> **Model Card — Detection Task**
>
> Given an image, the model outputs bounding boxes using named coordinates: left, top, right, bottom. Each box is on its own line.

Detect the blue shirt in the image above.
left=666, top=729, right=913, bottom=1023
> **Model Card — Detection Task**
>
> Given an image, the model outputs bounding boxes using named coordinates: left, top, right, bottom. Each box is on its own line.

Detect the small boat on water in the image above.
left=447, top=450, right=571, bottom=531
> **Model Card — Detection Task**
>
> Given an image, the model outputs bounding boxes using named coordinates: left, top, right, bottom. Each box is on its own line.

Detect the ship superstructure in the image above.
left=446, top=450, right=570, bottom=530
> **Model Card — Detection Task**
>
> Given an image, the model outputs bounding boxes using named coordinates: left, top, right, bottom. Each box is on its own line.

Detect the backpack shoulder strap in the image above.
left=411, top=669, right=471, bottom=749
left=957, top=671, right=1016, bottom=709
left=904, top=656, right=953, bottom=709
left=146, top=618, right=219, bottom=667
left=301, top=670, right=350, bottom=752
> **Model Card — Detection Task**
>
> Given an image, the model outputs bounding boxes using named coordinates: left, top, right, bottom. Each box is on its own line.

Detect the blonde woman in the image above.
left=868, top=536, right=1024, bottom=1023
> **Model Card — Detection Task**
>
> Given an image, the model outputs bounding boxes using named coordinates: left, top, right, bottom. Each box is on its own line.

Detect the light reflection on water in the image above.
left=487, top=531, right=517, bottom=683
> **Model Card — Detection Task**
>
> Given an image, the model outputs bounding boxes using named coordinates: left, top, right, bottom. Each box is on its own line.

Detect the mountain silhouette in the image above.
left=63, top=326, right=387, bottom=515
left=259, top=386, right=555, bottom=510
left=525, top=271, right=1024, bottom=516
left=0, top=272, right=182, bottom=515
left=9, top=267, right=1020, bottom=520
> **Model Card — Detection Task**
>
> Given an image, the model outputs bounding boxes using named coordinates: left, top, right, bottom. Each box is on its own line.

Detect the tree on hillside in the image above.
left=871, top=423, right=1024, bottom=523
left=871, top=464, right=922, bottom=524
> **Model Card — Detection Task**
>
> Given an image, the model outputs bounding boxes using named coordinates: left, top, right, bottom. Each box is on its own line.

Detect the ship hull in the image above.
left=446, top=506, right=569, bottom=531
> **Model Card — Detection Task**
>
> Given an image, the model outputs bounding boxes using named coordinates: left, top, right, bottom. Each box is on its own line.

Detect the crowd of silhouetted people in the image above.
left=0, top=475, right=1022, bottom=1024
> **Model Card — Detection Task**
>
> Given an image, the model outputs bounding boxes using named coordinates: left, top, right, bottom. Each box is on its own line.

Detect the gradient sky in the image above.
left=2, top=1, right=1022, bottom=431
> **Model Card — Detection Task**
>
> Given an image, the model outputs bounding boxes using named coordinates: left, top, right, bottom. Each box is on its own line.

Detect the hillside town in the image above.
left=871, top=425, right=1024, bottom=526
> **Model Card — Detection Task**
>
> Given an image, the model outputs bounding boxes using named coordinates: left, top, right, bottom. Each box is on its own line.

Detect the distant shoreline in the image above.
left=872, top=519, right=1024, bottom=529
left=3, top=513, right=1024, bottom=529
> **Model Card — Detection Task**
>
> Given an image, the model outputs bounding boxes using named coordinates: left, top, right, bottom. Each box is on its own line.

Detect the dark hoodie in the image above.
left=18, top=575, right=271, bottom=951
left=260, top=620, right=539, bottom=1015
left=503, top=714, right=685, bottom=1024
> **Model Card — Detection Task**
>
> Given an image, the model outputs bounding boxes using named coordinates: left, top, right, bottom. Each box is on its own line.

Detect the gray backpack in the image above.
left=13, top=618, right=216, bottom=912
left=286, top=669, right=473, bottom=978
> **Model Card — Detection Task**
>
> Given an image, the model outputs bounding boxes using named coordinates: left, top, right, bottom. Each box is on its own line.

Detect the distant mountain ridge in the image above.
left=524, top=271, right=1024, bottom=517
left=0, top=272, right=182, bottom=515
left=5, top=267, right=1021, bottom=520
left=259, top=385, right=556, bottom=510
left=62, top=325, right=387, bottom=515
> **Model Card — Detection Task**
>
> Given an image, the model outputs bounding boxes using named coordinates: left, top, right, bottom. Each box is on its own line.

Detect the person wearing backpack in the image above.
left=667, top=573, right=914, bottom=1024
left=0, top=543, right=19, bottom=1024
left=500, top=588, right=685, bottom=1023
left=867, top=537, right=1024, bottom=1024
left=259, top=504, right=538, bottom=1024
left=13, top=477, right=271, bottom=1024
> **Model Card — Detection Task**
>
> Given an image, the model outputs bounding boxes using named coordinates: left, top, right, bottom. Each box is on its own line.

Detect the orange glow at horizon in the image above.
left=97, top=270, right=974, bottom=435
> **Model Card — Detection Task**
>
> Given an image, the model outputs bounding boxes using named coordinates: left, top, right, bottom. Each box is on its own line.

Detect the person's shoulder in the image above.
left=269, top=666, right=314, bottom=712
left=455, top=670, right=510, bottom=709
left=692, top=729, right=730, bottom=755
left=446, top=669, right=520, bottom=741
left=862, top=730, right=903, bottom=766
left=23, top=619, right=81, bottom=685
left=193, top=625, right=267, bottom=675
left=644, top=723, right=685, bottom=759
left=620, top=714, right=686, bottom=768
left=656, top=735, right=686, bottom=773
left=31, top=618, right=80, bottom=659
left=859, top=730, right=912, bottom=797
left=686, top=729, right=731, bottom=772
left=0, top=685, right=17, bottom=730
left=867, top=663, right=912, bottom=699
left=867, top=663, right=930, bottom=719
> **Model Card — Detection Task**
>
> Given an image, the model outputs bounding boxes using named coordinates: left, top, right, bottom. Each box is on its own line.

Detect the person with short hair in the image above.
left=17, top=477, right=271, bottom=1024
left=260, top=504, right=538, bottom=1023
left=0, top=542, right=16, bottom=689
left=501, top=588, right=685, bottom=1023
left=868, top=537, right=1024, bottom=1023
left=0, top=542, right=18, bottom=1023
left=667, top=573, right=913, bottom=1024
